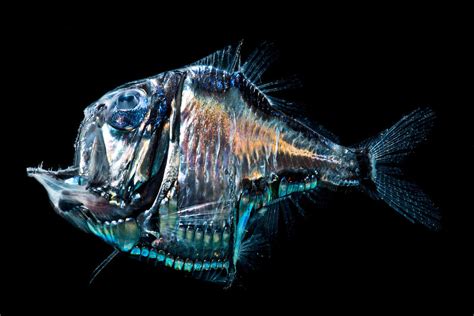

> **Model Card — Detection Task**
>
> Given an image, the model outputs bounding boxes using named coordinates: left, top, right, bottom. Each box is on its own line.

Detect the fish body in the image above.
left=28, top=43, right=440, bottom=285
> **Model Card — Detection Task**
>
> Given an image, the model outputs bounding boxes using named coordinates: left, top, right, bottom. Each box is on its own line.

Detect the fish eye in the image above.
left=107, top=89, right=148, bottom=131
left=116, top=91, right=141, bottom=110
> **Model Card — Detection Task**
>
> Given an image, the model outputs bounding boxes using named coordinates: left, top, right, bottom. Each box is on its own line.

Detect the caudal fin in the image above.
left=359, top=107, right=441, bottom=230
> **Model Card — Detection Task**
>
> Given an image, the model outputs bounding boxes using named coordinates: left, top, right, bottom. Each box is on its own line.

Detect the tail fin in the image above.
left=358, top=107, right=441, bottom=230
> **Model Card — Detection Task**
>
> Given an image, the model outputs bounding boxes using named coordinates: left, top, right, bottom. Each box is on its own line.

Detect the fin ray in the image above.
left=241, top=42, right=278, bottom=82
left=358, top=107, right=441, bottom=230
left=190, top=43, right=243, bottom=73
left=89, top=249, right=120, bottom=285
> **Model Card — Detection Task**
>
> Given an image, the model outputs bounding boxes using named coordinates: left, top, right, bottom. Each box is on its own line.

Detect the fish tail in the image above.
left=356, top=107, right=441, bottom=230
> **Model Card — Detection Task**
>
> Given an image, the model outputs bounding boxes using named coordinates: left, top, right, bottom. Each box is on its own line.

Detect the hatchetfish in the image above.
left=27, top=42, right=440, bottom=286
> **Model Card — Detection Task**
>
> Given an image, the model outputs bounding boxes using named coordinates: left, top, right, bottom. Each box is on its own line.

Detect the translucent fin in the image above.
left=191, top=40, right=278, bottom=82
left=89, top=249, right=120, bottom=285
left=190, top=40, right=243, bottom=73
left=234, top=184, right=333, bottom=274
left=374, top=166, right=441, bottom=229
left=236, top=232, right=269, bottom=272
left=367, top=107, right=436, bottom=164
left=258, top=75, right=303, bottom=94
left=267, top=96, right=298, bottom=112
left=228, top=40, right=244, bottom=73
left=234, top=199, right=281, bottom=270
left=289, top=196, right=306, bottom=217
left=256, top=202, right=281, bottom=239
left=240, top=41, right=279, bottom=83
left=359, top=107, right=441, bottom=230
left=191, top=42, right=339, bottom=144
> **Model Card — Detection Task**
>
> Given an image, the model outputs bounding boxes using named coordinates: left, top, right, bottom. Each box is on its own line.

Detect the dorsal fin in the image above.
left=258, top=75, right=303, bottom=94
left=190, top=41, right=340, bottom=144
left=240, top=41, right=279, bottom=83
left=190, top=40, right=243, bottom=73
left=190, top=40, right=278, bottom=84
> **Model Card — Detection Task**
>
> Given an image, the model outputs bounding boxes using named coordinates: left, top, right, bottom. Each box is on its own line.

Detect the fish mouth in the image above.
left=26, top=166, right=131, bottom=219
left=27, top=166, right=143, bottom=251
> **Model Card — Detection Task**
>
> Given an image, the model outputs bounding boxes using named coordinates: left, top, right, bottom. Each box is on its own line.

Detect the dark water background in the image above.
left=2, top=10, right=471, bottom=314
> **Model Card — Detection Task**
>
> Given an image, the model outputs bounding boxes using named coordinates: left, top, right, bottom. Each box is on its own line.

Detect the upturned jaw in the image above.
left=27, top=73, right=183, bottom=253
left=26, top=166, right=134, bottom=219
left=27, top=166, right=142, bottom=252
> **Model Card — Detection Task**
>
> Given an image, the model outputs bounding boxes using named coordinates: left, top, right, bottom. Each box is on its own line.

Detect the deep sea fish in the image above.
left=27, top=42, right=440, bottom=286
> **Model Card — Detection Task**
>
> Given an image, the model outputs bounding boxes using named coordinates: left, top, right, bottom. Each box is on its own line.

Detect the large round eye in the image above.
left=107, top=89, right=148, bottom=131
left=116, top=91, right=141, bottom=110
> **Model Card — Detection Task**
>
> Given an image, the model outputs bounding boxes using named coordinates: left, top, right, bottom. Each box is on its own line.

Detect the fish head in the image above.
left=27, top=72, right=181, bottom=252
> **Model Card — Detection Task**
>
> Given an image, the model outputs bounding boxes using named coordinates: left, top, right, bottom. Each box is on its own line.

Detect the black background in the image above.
left=2, top=9, right=472, bottom=314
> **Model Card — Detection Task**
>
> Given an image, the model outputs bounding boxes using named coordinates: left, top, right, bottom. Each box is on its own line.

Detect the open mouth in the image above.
left=27, top=166, right=132, bottom=219
left=27, top=165, right=144, bottom=251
